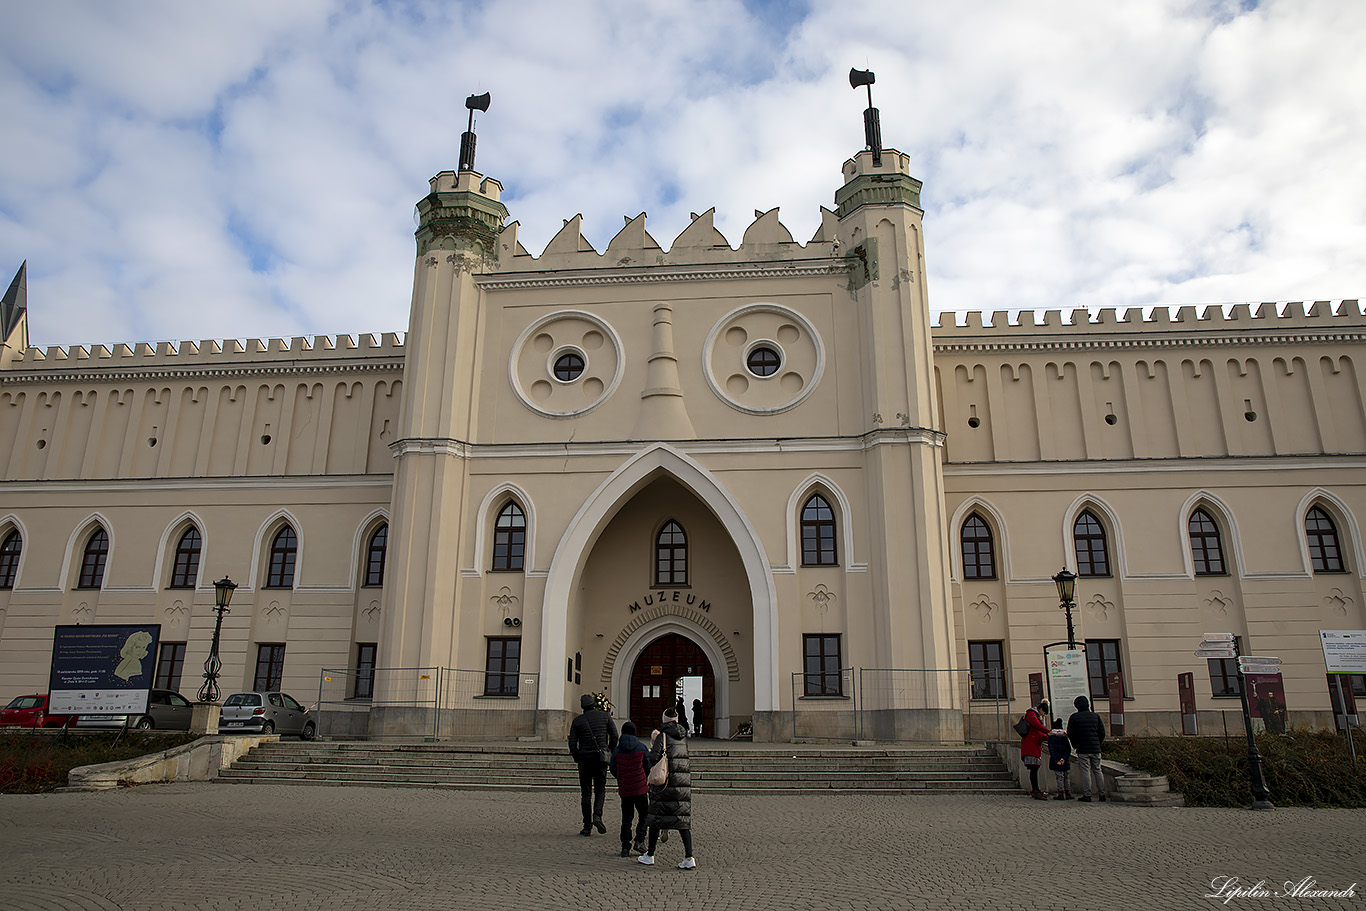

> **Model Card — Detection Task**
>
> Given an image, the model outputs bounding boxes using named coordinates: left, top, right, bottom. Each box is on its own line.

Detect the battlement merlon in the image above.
left=2, top=332, right=407, bottom=375
left=931, top=301, right=1366, bottom=346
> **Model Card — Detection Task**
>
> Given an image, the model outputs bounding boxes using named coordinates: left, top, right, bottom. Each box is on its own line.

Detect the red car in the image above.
left=0, top=694, right=73, bottom=728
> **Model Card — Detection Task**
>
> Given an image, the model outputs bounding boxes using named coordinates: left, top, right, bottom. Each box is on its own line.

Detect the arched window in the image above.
left=1188, top=509, right=1226, bottom=576
left=655, top=519, right=687, bottom=585
left=0, top=530, right=20, bottom=589
left=265, top=526, right=297, bottom=589
left=491, top=503, right=526, bottom=572
left=78, top=528, right=109, bottom=589
left=1306, top=506, right=1347, bottom=573
left=961, top=513, right=996, bottom=580
left=169, top=528, right=201, bottom=589
left=801, top=494, right=838, bottom=566
left=364, top=524, right=388, bottom=586
left=1073, top=510, right=1110, bottom=577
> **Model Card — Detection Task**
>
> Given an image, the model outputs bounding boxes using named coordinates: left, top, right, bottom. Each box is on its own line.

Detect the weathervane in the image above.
left=849, top=68, right=882, bottom=166
left=458, top=91, right=491, bottom=172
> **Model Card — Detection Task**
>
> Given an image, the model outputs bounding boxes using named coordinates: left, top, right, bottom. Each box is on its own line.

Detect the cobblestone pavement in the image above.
left=1, top=784, right=1362, bottom=911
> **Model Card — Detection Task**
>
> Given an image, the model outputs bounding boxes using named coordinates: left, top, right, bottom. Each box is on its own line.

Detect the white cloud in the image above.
left=0, top=0, right=1362, bottom=348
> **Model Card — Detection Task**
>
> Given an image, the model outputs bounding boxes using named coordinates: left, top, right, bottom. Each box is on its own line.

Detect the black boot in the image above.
left=593, top=816, right=606, bottom=834
left=579, top=824, right=592, bottom=836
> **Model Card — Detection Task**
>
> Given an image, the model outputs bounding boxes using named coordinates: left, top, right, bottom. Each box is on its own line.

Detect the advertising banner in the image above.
left=1245, top=672, right=1287, bottom=734
left=1045, top=648, right=1089, bottom=724
left=48, top=624, right=160, bottom=715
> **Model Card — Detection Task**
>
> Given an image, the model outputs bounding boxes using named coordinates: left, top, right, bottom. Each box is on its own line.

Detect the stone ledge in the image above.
left=63, top=734, right=278, bottom=790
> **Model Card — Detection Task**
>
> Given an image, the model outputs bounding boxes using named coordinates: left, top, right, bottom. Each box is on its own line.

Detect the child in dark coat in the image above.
left=1047, top=718, right=1073, bottom=800
left=609, top=721, right=650, bottom=856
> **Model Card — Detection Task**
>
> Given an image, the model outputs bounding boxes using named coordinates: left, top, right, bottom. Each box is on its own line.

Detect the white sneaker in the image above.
left=637, top=854, right=654, bottom=865
left=678, top=857, right=697, bottom=870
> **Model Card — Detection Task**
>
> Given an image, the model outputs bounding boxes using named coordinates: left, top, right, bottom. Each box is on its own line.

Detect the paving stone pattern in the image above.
left=0, top=784, right=1362, bottom=910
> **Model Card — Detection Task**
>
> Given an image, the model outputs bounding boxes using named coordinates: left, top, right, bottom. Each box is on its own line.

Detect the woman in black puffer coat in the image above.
left=639, top=708, right=695, bottom=869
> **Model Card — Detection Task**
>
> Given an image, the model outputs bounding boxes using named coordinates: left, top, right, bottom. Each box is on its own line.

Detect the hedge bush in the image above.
left=1106, top=730, right=1366, bottom=807
left=0, top=730, right=201, bottom=793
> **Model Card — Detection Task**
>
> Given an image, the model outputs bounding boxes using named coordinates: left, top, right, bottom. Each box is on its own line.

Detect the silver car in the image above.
left=217, top=691, right=317, bottom=739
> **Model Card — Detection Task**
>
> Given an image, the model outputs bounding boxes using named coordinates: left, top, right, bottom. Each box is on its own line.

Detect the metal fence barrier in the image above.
left=791, top=668, right=856, bottom=741
left=316, top=666, right=539, bottom=740
left=856, top=668, right=1009, bottom=743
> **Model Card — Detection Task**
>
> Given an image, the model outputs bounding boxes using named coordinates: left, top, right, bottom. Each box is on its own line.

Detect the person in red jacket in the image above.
left=609, top=721, right=650, bottom=857
left=1020, top=699, right=1051, bottom=799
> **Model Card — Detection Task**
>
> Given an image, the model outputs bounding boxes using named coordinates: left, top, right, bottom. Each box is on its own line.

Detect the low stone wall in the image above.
left=990, top=740, right=1184, bottom=806
left=66, top=735, right=276, bottom=790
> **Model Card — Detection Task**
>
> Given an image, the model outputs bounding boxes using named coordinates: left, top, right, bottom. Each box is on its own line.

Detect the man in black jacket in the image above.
left=1066, top=695, right=1107, bottom=802
left=568, top=693, right=619, bottom=836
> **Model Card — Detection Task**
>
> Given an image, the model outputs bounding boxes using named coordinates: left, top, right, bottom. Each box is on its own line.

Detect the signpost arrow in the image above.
left=1195, top=648, right=1237, bottom=658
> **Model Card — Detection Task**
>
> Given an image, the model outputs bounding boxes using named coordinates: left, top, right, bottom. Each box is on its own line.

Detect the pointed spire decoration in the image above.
left=2, top=262, right=27, bottom=345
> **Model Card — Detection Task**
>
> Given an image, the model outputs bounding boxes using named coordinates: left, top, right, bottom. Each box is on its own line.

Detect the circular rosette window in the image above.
left=510, top=310, right=624, bottom=418
left=703, top=303, right=824, bottom=414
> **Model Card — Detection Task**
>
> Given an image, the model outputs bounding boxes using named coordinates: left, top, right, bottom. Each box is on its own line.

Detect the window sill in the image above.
left=1211, top=694, right=1243, bottom=699
left=798, top=694, right=850, bottom=701
left=475, top=693, right=521, bottom=700
left=488, top=569, right=525, bottom=574
left=799, top=564, right=841, bottom=569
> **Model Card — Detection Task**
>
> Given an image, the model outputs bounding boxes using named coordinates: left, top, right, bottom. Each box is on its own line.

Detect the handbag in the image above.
left=591, top=725, right=611, bottom=765
left=1013, top=715, right=1031, bottom=737
left=648, top=731, right=670, bottom=786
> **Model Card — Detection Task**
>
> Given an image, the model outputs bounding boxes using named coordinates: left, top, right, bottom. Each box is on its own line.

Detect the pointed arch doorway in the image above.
left=629, top=633, right=715, bottom=736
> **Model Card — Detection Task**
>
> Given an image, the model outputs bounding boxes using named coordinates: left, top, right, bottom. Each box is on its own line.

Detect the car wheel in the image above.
left=134, top=716, right=154, bottom=730
left=300, top=722, right=316, bottom=741
left=261, top=720, right=275, bottom=735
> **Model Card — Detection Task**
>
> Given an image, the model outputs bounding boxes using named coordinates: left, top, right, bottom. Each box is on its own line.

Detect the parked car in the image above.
left=218, top=691, right=316, bottom=739
left=75, top=689, right=194, bottom=730
left=0, top=694, right=73, bottom=729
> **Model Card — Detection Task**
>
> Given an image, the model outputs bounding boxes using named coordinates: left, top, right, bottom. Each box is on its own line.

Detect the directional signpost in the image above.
left=1194, top=633, right=1273, bottom=810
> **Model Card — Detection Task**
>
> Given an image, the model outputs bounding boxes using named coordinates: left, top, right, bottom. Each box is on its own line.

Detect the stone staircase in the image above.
left=217, top=741, right=1018, bottom=794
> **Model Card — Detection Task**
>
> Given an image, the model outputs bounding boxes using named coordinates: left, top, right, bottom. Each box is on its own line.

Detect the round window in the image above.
left=553, top=351, right=585, bottom=382
left=746, top=345, right=781, bottom=377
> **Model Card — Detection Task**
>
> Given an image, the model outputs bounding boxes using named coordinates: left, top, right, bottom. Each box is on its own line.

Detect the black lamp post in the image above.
left=1052, top=567, right=1077, bottom=650
left=198, top=575, right=237, bottom=704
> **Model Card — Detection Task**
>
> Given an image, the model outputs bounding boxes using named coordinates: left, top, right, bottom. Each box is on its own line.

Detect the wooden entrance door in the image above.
left=628, top=633, right=714, bottom=735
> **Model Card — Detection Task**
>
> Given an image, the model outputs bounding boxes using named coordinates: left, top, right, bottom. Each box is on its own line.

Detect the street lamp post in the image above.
left=198, top=575, right=237, bottom=704
left=1052, top=567, right=1077, bottom=650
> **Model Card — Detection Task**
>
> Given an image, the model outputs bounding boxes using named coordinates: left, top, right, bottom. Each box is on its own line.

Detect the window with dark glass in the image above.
left=1306, top=506, right=1347, bottom=573
left=1073, top=511, right=1110, bottom=577
left=1085, top=639, right=1125, bottom=699
left=0, top=530, right=20, bottom=589
left=492, top=504, right=525, bottom=572
left=961, top=514, right=996, bottom=580
left=169, top=528, right=201, bottom=589
left=1189, top=508, right=1226, bottom=576
left=484, top=637, right=521, bottom=696
left=254, top=644, right=286, bottom=691
left=265, top=526, right=297, bottom=589
left=968, top=640, right=1007, bottom=698
left=1208, top=635, right=1242, bottom=697
left=801, top=494, right=838, bottom=566
left=364, top=525, right=387, bottom=586
left=77, top=528, right=109, bottom=589
left=747, top=346, right=780, bottom=377
left=654, top=519, right=687, bottom=586
left=354, top=643, right=377, bottom=699
left=803, top=634, right=842, bottom=696
left=154, top=642, right=187, bottom=691
left=553, top=352, right=585, bottom=381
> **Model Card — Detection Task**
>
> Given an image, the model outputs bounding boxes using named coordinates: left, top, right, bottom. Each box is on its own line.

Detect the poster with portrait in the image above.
left=1245, top=672, right=1288, bottom=734
left=48, top=624, right=161, bottom=715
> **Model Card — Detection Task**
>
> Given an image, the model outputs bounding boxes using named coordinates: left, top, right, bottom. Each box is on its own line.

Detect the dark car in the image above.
left=218, top=691, right=316, bottom=739
left=0, top=694, right=73, bottom=729
left=76, top=689, right=194, bottom=730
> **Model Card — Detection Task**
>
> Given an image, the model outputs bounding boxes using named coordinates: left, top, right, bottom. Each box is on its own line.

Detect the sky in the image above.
left=1, top=0, right=1364, bottom=349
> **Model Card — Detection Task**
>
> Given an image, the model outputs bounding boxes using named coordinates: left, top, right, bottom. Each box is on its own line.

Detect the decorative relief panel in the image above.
left=509, top=310, right=623, bottom=418
left=703, top=303, right=824, bottom=415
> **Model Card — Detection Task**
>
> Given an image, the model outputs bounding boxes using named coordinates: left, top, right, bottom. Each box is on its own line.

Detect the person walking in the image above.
left=568, top=693, right=619, bottom=836
left=1020, top=698, right=1051, bottom=799
left=609, top=721, right=650, bottom=857
left=675, top=696, right=689, bottom=736
left=692, top=698, right=703, bottom=738
left=638, top=707, right=695, bottom=869
left=1047, top=717, right=1073, bottom=800
left=1066, top=695, right=1107, bottom=802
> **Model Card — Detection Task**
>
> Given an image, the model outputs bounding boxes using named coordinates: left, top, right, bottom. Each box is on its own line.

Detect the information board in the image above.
left=48, top=624, right=160, bottom=715
left=1320, top=630, right=1366, bottom=674
left=1045, top=648, right=1090, bottom=724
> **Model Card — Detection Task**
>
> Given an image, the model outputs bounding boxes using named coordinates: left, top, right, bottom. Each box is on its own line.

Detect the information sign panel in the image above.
left=1320, top=630, right=1366, bottom=674
left=48, top=624, right=160, bottom=715
left=1045, top=648, right=1089, bottom=724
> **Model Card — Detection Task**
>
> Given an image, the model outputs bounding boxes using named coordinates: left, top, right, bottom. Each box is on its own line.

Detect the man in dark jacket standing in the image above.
left=568, top=693, right=619, bottom=836
left=1066, top=695, right=1107, bottom=802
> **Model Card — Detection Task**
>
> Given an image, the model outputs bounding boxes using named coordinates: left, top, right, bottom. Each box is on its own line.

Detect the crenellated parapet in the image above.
left=490, top=204, right=844, bottom=278
left=2, top=333, right=406, bottom=382
left=932, top=301, right=1366, bottom=352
